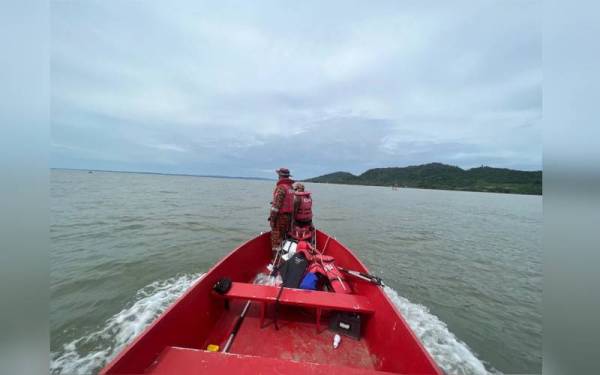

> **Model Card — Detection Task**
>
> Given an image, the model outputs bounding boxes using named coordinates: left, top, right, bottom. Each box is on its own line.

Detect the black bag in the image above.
left=213, top=277, right=232, bottom=294
left=279, top=253, right=308, bottom=288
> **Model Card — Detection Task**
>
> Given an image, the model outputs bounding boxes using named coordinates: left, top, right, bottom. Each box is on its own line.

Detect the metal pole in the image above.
left=222, top=300, right=252, bottom=352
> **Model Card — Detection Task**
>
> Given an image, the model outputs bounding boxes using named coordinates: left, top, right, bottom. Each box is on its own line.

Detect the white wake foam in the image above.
left=50, top=273, right=203, bottom=375
left=384, top=286, right=496, bottom=375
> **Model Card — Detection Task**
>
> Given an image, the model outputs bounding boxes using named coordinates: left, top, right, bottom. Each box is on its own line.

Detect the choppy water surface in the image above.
left=50, top=169, right=542, bottom=374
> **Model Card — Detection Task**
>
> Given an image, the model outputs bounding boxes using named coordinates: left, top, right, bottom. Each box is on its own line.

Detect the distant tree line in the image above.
left=304, top=163, right=542, bottom=195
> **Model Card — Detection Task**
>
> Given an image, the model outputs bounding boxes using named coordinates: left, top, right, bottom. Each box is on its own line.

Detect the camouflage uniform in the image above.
left=270, top=176, right=294, bottom=257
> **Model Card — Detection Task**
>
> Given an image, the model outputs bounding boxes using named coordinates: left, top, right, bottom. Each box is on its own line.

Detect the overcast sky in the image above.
left=51, top=0, right=541, bottom=179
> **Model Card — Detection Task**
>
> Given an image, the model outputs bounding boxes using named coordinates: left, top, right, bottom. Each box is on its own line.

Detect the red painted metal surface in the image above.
left=147, top=346, right=397, bottom=374
left=100, top=230, right=443, bottom=375
left=222, top=282, right=374, bottom=313
left=230, top=314, right=378, bottom=369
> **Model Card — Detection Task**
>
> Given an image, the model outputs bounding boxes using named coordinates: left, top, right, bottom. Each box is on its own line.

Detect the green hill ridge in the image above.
left=305, top=163, right=542, bottom=195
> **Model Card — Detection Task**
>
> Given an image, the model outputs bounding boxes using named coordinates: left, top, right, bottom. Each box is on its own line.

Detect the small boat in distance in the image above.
left=100, top=230, right=442, bottom=374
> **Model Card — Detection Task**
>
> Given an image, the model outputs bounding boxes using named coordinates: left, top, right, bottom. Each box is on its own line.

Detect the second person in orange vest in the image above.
left=288, top=183, right=314, bottom=242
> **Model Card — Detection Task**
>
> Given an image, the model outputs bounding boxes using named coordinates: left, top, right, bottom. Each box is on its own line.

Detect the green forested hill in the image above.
left=305, top=163, right=542, bottom=195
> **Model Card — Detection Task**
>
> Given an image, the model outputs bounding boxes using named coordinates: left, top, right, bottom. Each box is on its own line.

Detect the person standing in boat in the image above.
left=289, top=183, right=314, bottom=243
left=269, top=168, right=295, bottom=259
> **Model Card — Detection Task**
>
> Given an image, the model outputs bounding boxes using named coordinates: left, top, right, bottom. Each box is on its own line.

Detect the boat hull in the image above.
left=100, top=230, right=442, bottom=374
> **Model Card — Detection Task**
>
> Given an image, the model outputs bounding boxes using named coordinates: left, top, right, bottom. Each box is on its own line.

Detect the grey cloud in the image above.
left=51, top=0, right=542, bottom=178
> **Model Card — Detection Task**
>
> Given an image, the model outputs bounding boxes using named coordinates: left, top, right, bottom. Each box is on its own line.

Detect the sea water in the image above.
left=50, top=169, right=541, bottom=374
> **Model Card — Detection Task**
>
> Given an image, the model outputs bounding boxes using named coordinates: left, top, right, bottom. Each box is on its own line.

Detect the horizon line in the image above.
left=51, top=167, right=276, bottom=181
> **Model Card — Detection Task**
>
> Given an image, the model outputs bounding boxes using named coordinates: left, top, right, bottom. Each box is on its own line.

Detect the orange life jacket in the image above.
left=273, top=179, right=294, bottom=214
left=294, top=191, right=312, bottom=222
left=307, top=255, right=351, bottom=294
left=288, top=223, right=313, bottom=241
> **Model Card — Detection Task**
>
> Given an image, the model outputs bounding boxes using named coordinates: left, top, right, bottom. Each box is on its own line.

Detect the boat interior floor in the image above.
left=203, top=300, right=378, bottom=370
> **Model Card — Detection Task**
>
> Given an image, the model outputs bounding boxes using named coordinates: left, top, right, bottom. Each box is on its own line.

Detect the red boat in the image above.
left=100, top=230, right=442, bottom=374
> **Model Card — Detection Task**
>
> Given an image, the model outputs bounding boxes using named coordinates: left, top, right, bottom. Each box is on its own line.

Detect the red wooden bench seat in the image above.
left=219, top=282, right=374, bottom=331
